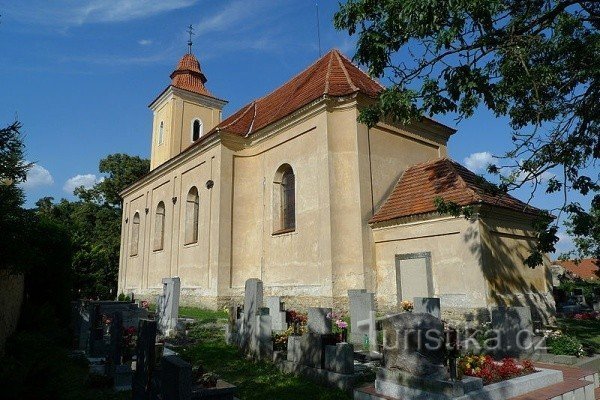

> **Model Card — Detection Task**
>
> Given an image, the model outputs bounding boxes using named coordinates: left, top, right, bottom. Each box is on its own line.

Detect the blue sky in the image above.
left=0, top=0, right=592, bottom=256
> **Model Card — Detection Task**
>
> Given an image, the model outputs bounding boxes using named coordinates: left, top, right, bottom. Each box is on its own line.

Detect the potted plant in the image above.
left=327, top=311, right=349, bottom=343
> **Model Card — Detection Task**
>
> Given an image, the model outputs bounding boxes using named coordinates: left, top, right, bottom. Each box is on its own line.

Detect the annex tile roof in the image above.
left=211, top=49, right=384, bottom=137
left=370, top=157, right=542, bottom=224
left=555, top=259, right=600, bottom=280
left=169, top=53, right=213, bottom=97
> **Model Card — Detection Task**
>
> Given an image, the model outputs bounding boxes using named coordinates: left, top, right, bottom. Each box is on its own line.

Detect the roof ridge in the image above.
left=335, top=49, right=385, bottom=90
left=324, top=51, right=334, bottom=94
left=246, top=102, right=258, bottom=136
left=444, top=158, right=483, bottom=202
left=253, top=50, right=337, bottom=105
left=218, top=101, right=255, bottom=131
left=333, top=50, right=359, bottom=92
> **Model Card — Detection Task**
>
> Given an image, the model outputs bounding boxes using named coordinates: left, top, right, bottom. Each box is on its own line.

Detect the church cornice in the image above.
left=119, top=130, right=223, bottom=198
left=149, top=85, right=227, bottom=111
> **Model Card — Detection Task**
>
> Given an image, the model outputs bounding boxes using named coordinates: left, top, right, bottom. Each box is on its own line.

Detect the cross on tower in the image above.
left=187, top=24, right=194, bottom=53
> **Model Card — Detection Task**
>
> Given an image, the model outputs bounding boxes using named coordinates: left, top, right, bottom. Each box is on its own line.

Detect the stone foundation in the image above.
left=130, top=289, right=556, bottom=329
left=491, top=291, right=556, bottom=325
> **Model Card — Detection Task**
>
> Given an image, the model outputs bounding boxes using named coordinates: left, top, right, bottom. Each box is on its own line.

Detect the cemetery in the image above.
left=2, top=272, right=600, bottom=399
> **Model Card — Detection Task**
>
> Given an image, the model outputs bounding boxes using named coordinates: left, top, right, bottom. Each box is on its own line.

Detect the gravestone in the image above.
left=380, top=312, right=446, bottom=378
left=348, top=289, right=377, bottom=349
left=413, top=297, right=441, bottom=319
left=573, top=288, right=586, bottom=305
left=161, top=355, right=192, bottom=400
left=157, top=277, right=181, bottom=335
left=106, top=311, right=123, bottom=377
left=114, top=364, right=133, bottom=391
left=241, top=279, right=263, bottom=350
left=250, top=310, right=273, bottom=359
left=324, top=342, right=355, bottom=374
left=299, top=333, right=325, bottom=368
left=132, top=319, right=157, bottom=400
left=266, top=296, right=287, bottom=332
left=490, top=306, right=534, bottom=358
left=307, top=307, right=332, bottom=334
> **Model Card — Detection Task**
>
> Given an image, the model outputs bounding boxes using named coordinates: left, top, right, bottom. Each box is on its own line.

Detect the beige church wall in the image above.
left=372, top=216, right=488, bottom=321
left=146, top=179, right=174, bottom=289
left=479, top=209, right=555, bottom=323
left=118, top=141, right=224, bottom=308
left=327, top=103, right=370, bottom=305
left=176, top=161, right=211, bottom=289
left=229, top=107, right=334, bottom=305
left=151, top=101, right=173, bottom=169
left=355, top=120, right=450, bottom=294
left=122, top=194, right=147, bottom=291
left=172, top=99, right=221, bottom=155
left=368, top=123, right=447, bottom=212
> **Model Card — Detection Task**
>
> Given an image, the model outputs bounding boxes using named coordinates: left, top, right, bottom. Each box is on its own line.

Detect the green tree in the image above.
left=335, top=0, right=599, bottom=265
left=38, top=153, right=149, bottom=299
left=0, top=121, right=32, bottom=271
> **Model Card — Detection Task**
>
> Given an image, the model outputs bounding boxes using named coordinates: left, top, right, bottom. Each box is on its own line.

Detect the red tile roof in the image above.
left=556, top=259, right=600, bottom=280
left=370, top=158, right=542, bottom=223
left=169, top=53, right=213, bottom=97
left=211, top=49, right=384, bottom=137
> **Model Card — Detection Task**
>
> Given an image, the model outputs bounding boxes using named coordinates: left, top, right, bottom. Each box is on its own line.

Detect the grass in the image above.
left=557, top=317, right=600, bottom=354
left=178, top=307, right=351, bottom=400
left=179, top=306, right=227, bottom=321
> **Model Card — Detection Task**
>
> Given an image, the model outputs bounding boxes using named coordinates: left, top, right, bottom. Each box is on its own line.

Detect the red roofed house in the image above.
left=118, top=48, right=555, bottom=323
left=553, top=259, right=600, bottom=281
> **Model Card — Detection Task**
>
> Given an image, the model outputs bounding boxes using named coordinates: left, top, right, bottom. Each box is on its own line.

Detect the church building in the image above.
left=118, top=48, right=555, bottom=323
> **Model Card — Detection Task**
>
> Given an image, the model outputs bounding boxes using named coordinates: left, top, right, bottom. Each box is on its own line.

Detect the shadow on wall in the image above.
left=475, top=217, right=555, bottom=325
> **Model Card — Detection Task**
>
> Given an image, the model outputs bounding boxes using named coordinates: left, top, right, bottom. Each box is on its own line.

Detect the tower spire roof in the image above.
left=169, top=52, right=212, bottom=97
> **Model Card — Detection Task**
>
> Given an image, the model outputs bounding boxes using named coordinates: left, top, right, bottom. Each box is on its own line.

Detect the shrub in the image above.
left=547, top=334, right=585, bottom=357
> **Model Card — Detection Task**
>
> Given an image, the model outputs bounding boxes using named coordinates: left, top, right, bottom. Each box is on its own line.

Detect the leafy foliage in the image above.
left=0, top=122, right=30, bottom=272
left=37, top=153, right=149, bottom=299
left=547, top=333, right=584, bottom=356
left=335, top=0, right=600, bottom=265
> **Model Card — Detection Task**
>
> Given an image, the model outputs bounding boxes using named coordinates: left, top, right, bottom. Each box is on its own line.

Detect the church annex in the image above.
left=117, top=49, right=555, bottom=323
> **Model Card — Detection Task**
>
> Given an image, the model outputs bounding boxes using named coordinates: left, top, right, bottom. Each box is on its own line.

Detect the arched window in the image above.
left=192, top=119, right=203, bottom=142
left=154, top=201, right=165, bottom=251
left=273, top=164, right=295, bottom=233
left=185, top=186, right=199, bottom=244
left=158, top=121, right=165, bottom=145
left=130, top=212, right=140, bottom=256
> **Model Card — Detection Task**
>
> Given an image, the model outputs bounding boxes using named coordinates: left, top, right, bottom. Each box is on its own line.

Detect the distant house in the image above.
left=551, top=259, right=600, bottom=283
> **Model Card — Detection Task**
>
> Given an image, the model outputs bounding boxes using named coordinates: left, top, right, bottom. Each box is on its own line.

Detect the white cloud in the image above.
left=20, top=163, right=54, bottom=189
left=194, top=0, right=265, bottom=36
left=63, top=174, right=102, bottom=194
left=5, top=0, right=198, bottom=27
left=464, top=151, right=495, bottom=172
left=138, top=39, right=153, bottom=46
left=554, top=230, right=575, bottom=255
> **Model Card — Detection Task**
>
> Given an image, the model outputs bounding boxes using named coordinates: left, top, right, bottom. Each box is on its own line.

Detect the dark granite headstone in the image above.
left=380, top=313, right=446, bottom=379
left=161, top=355, right=192, bottom=400
left=490, top=306, right=534, bottom=358
left=106, top=311, right=123, bottom=377
left=132, top=319, right=157, bottom=400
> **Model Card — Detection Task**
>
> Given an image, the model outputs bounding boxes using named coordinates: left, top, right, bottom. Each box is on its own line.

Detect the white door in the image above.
left=396, top=253, right=432, bottom=305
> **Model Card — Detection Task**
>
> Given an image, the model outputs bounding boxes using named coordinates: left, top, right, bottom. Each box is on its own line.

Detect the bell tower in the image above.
left=148, top=27, right=227, bottom=170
